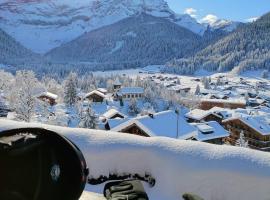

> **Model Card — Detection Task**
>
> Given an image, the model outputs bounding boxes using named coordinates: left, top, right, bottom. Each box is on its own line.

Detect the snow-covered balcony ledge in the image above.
left=1, top=119, right=270, bottom=200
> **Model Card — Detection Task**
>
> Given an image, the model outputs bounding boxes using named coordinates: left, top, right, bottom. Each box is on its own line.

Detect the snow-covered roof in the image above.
left=97, top=88, right=107, bottom=94
left=1, top=119, right=270, bottom=200
left=102, top=108, right=125, bottom=119
left=38, top=92, right=58, bottom=100
left=185, top=109, right=222, bottom=121
left=201, top=98, right=246, bottom=104
left=186, top=121, right=229, bottom=141
left=106, top=118, right=129, bottom=130
left=85, top=90, right=106, bottom=99
left=112, top=110, right=197, bottom=139
left=224, top=115, right=270, bottom=136
left=118, top=87, right=144, bottom=94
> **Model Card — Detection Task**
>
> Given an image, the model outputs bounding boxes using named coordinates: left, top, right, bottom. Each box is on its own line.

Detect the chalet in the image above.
left=200, top=99, right=246, bottom=110
left=37, top=92, right=58, bottom=106
left=117, top=87, right=144, bottom=99
left=102, top=109, right=125, bottom=120
left=84, top=90, right=106, bottom=103
left=223, top=115, right=270, bottom=151
left=183, top=121, right=229, bottom=145
left=185, top=109, right=223, bottom=123
left=111, top=110, right=197, bottom=138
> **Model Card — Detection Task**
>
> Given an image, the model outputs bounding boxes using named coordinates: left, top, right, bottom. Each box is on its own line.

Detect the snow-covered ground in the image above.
left=1, top=119, right=270, bottom=200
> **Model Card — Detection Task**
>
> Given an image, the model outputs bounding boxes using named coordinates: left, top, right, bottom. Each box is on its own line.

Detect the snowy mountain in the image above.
left=45, top=14, right=203, bottom=69
left=0, top=28, right=40, bottom=65
left=166, top=12, right=270, bottom=74
left=0, top=0, right=206, bottom=53
left=202, top=18, right=241, bottom=32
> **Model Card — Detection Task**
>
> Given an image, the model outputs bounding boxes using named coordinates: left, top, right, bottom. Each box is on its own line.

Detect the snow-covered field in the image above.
left=1, top=119, right=270, bottom=200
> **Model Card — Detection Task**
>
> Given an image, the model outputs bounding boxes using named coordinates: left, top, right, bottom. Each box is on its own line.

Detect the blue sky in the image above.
left=167, top=0, right=270, bottom=22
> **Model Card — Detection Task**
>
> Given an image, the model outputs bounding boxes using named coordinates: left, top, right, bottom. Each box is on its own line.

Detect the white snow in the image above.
left=1, top=119, right=270, bottom=199
left=1, top=119, right=270, bottom=200
left=110, top=41, right=124, bottom=54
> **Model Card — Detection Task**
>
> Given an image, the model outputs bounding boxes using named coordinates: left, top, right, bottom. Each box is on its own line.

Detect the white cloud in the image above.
left=246, top=17, right=259, bottom=23
left=200, top=14, right=219, bottom=25
left=184, top=8, right=197, bottom=18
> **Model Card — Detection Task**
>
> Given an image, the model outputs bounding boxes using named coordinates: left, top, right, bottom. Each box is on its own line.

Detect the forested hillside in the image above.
left=0, top=29, right=40, bottom=65
left=46, top=14, right=204, bottom=68
left=166, top=12, right=270, bottom=74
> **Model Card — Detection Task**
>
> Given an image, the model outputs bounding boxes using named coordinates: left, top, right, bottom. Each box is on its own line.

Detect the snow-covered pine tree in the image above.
left=13, top=71, right=38, bottom=122
left=0, top=96, right=8, bottom=117
left=64, top=72, right=78, bottom=106
left=194, top=85, right=201, bottom=95
left=79, top=104, right=98, bottom=129
left=128, top=98, right=140, bottom=116
left=202, top=77, right=210, bottom=89
left=261, top=70, right=269, bottom=79
left=235, top=131, right=249, bottom=148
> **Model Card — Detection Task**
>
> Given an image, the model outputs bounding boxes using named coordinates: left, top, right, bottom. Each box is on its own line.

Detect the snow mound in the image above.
left=1, top=119, right=270, bottom=200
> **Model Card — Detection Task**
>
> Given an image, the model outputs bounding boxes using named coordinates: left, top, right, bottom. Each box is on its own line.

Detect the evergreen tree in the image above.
left=0, top=96, right=8, bottom=117
left=79, top=104, right=98, bottom=129
left=64, top=72, right=78, bottom=106
left=235, top=131, right=249, bottom=148
left=128, top=98, right=140, bottom=116
left=194, top=85, right=201, bottom=95
left=261, top=70, right=269, bottom=79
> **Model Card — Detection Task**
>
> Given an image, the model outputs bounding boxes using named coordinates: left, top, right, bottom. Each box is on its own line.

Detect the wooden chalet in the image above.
left=223, top=116, right=270, bottom=151
left=185, top=109, right=223, bottom=123
left=111, top=110, right=197, bottom=138
left=200, top=99, right=246, bottom=110
left=37, top=92, right=58, bottom=106
left=84, top=90, right=106, bottom=103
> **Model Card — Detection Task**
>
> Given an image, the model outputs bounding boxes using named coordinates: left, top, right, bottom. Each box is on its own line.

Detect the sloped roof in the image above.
left=185, top=109, right=222, bottom=121
left=102, top=108, right=125, bottom=119
left=85, top=90, right=106, bottom=99
left=119, top=87, right=144, bottom=94
left=38, top=92, right=58, bottom=100
left=112, top=110, right=197, bottom=139
left=186, top=121, right=229, bottom=141
left=224, top=115, right=270, bottom=136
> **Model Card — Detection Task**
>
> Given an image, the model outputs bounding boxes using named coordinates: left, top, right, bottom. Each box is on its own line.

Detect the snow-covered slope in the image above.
left=0, top=28, right=40, bottom=65
left=46, top=14, right=202, bottom=67
left=0, top=0, right=205, bottom=53
left=203, top=19, right=241, bottom=32
left=1, top=119, right=270, bottom=200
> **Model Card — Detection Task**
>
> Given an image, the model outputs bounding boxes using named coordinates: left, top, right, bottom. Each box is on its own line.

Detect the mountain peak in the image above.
left=0, top=0, right=207, bottom=53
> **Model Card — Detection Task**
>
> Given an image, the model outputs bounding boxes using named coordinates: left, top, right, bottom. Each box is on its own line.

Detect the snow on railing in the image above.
left=1, top=119, right=270, bottom=200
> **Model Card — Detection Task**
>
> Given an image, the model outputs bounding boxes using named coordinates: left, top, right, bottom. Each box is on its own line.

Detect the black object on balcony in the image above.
left=0, top=128, right=88, bottom=200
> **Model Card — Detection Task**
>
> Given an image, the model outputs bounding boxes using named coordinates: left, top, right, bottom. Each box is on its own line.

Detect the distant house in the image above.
left=185, top=109, right=223, bottom=123
left=102, top=109, right=125, bottom=120
left=200, top=99, right=246, bottom=110
left=185, top=121, right=229, bottom=145
left=223, top=115, right=270, bottom=151
left=169, top=86, right=191, bottom=94
left=37, top=92, right=58, bottom=106
left=84, top=90, right=106, bottom=103
left=117, top=87, right=144, bottom=100
left=111, top=110, right=197, bottom=138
